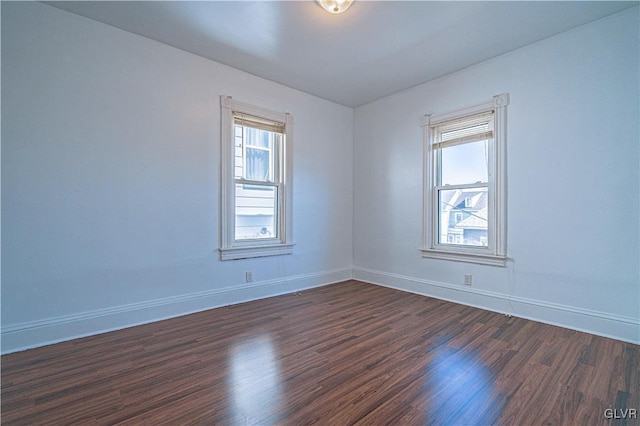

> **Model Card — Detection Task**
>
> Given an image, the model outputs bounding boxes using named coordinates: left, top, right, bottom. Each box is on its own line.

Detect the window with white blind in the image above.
left=421, top=94, right=509, bottom=266
left=220, top=96, right=294, bottom=260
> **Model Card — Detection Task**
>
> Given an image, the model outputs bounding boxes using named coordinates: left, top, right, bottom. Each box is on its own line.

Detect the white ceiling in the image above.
left=45, top=1, right=638, bottom=107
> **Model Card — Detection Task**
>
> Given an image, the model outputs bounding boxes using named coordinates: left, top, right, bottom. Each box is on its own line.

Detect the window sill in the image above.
left=420, top=248, right=507, bottom=267
left=220, top=243, right=295, bottom=261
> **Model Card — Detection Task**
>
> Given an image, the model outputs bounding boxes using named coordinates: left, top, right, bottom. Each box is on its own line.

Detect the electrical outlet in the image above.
left=245, top=272, right=253, bottom=283
left=464, top=274, right=472, bottom=286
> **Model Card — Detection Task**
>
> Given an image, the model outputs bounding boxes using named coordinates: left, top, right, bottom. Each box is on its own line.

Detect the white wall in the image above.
left=353, top=8, right=640, bottom=343
left=1, top=2, right=353, bottom=353
left=2, top=3, right=638, bottom=353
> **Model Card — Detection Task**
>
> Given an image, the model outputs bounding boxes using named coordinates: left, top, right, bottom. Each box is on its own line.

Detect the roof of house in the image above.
left=456, top=207, right=488, bottom=230
left=441, top=189, right=487, bottom=211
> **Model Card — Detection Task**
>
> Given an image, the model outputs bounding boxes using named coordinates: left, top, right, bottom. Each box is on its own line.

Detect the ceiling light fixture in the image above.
left=317, top=0, right=353, bottom=14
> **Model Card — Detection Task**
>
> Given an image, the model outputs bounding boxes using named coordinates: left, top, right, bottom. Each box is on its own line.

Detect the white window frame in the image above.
left=420, top=94, right=508, bottom=267
left=220, top=96, right=294, bottom=260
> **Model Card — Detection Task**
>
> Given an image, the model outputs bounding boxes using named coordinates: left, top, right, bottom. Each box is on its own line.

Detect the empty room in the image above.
left=1, top=1, right=639, bottom=424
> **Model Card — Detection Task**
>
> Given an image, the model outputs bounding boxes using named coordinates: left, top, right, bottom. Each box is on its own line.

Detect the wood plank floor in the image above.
left=2, top=280, right=638, bottom=425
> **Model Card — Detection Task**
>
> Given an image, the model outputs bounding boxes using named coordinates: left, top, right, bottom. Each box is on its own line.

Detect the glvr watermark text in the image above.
left=604, top=408, right=637, bottom=419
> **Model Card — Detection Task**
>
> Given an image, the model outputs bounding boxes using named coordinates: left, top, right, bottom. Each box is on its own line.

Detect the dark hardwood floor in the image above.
left=2, top=280, right=638, bottom=425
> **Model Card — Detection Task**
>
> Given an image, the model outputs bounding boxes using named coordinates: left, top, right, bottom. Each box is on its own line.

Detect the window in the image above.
left=220, top=96, right=294, bottom=260
left=421, top=94, right=508, bottom=266
left=464, top=197, right=473, bottom=208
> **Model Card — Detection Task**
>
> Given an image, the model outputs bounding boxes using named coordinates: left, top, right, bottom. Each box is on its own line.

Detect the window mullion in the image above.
left=235, top=178, right=279, bottom=187
left=434, top=182, right=488, bottom=191
left=274, top=133, right=282, bottom=183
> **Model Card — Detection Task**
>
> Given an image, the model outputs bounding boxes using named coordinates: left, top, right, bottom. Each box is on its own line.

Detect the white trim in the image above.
left=422, top=94, right=508, bottom=266
left=0, top=267, right=353, bottom=355
left=493, top=94, right=508, bottom=258
left=419, top=248, right=507, bottom=266
left=221, top=96, right=288, bottom=124
left=219, top=243, right=294, bottom=260
left=353, top=267, right=640, bottom=345
left=3, top=267, right=637, bottom=353
left=220, top=96, right=294, bottom=260
left=428, top=99, right=495, bottom=126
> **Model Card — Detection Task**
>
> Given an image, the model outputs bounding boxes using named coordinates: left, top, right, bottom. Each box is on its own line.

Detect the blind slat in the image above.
left=431, top=111, right=494, bottom=128
left=234, top=112, right=285, bottom=133
left=433, top=130, right=493, bottom=149
left=432, top=112, right=493, bottom=149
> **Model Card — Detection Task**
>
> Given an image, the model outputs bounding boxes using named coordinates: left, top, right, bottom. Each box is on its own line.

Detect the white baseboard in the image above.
left=3, top=266, right=637, bottom=354
left=1, top=267, right=353, bottom=355
left=353, top=267, right=640, bottom=345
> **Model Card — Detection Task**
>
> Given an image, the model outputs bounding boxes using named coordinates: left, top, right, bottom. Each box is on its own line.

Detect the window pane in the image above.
left=235, top=184, right=277, bottom=241
left=440, top=140, right=489, bottom=186
left=246, top=147, right=271, bottom=181
left=245, top=127, right=271, bottom=148
left=438, top=187, right=488, bottom=247
left=234, top=125, right=276, bottom=182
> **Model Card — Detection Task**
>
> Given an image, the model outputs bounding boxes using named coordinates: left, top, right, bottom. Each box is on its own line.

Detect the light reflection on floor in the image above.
left=228, top=333, right=282, bottom=425
left=425, top=346, right=504, bottom=425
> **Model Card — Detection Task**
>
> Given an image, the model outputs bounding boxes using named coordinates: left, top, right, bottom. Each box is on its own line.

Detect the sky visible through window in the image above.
left=441, top=139, right=489, bottom=186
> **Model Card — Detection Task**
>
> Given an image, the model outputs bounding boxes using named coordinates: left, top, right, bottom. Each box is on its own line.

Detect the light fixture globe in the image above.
left=317, top=0, right=353, bottom=14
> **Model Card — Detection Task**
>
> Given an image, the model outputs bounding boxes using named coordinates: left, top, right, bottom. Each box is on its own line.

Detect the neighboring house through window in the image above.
left=220, top=96, right=294, bottom=260
left=421, top=94, right=508, bottom=266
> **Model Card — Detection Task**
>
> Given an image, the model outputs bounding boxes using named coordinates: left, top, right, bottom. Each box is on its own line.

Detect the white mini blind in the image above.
left=233, top=112, right=285, bottom=134
left=432, top=112, right=493, bottom=150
